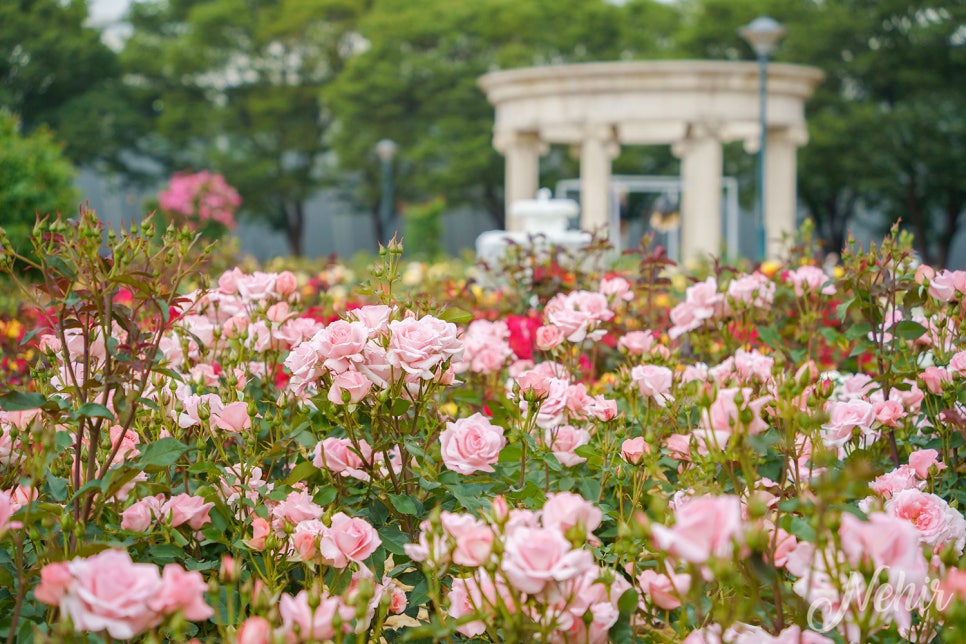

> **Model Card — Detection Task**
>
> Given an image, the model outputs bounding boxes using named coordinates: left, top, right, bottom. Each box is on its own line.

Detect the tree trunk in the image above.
left=905, top=177, right=930, bottom=264
left=482, top=183, right=505, bottom=230
left=285, top=201, right=305, bottom=257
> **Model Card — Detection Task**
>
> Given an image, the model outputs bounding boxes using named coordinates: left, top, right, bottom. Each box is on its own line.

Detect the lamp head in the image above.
left=739, top=16, right=787, bottom=58
left=375, top=139, right=398, bottom=161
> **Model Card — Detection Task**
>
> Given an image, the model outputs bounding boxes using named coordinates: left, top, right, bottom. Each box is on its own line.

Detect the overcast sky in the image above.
left=88, top=0, right=130, bottom=26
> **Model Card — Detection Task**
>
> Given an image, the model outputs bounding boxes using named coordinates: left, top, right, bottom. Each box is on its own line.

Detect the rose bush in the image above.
left=0, top=213, right=963, bottom=641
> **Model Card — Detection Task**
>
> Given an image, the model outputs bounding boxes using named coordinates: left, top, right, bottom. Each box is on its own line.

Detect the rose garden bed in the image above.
left=0, top=209, right=964, bottom=642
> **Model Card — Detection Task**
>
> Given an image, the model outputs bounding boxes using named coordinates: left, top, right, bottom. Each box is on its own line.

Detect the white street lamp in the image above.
left=375, top=139, right=398, bottom=245
left=740, top=16, right=786, bottom=260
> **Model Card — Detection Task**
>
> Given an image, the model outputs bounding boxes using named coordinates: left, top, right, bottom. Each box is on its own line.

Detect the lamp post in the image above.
left=740, top=16, right=786, bottom=260
left=375, top=138, right=398, bottom=245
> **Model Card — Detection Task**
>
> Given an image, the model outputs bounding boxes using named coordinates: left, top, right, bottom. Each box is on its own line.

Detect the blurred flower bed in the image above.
left=0, top=212, right=965, bottom=643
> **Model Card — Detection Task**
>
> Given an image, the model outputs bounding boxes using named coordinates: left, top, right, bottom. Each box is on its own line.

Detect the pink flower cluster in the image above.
left=157, top=170, right=241, bottom=230
left=35, top=549, right=212, bottom=639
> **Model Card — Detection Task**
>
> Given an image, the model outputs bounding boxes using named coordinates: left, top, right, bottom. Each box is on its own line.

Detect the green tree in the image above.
left=122, top=0, right=365, bottom=255
left=0, top=0, right=141, bottom=171
left=0, top=111, right=78, bottom=251
left=325, top=0, right=638, bottom=234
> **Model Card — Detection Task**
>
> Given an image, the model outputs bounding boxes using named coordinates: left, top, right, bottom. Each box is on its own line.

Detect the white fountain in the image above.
left=475, top=188, right=592, bottom=267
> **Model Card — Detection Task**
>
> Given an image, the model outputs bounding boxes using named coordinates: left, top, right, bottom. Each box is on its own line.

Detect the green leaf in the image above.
left=892, top=320, right=927, bottom=341
left=138, top=437, right=189, bottom=468
left=282, top=460, right=318, bottom=486
left=844, top=322, right=872, bottom=341
left=756, top=325, right=782, bottom=349
left=379, top=526, right=411, bottom=556
left=0, top=391, right=46, bottom=411
left=71, top=402, right=115, bottom=421
left=388, top=493, right=421, bottom=516
left=437, top=308, right=474, bottom=324
left=617, top=588, right=638, bottom=614
left=390, top=398, right=411, bottom=416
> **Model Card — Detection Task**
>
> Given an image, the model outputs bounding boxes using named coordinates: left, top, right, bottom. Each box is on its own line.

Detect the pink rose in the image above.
left=162, top=494, right=213, bottom=530
left=290, top=519, right=325, bottom=561
left=885, top=489, right=966, bottom=553
left=908, top=449, right=945, bottom=478
left=149, top=564, right=214, bottom=622
left=921, top=366, right=952, bottom=394
left=278, top=590, right=340, bottom=642
left=34, top=561, right=73, bottom=606
left=949, top=350, right=966, bottom=376
left=317, top=320, right=368, bottom=373
left=212, top=401, right=251, bottom=433
left=447, top=573, right=514, bottom=638
left=927, top=270, right=965, bottom=302
left=441, top=512, right=494, bottom=567
left=275, top=270, right=298, bottom=296
left=347, top=304, right=394, bottom=336
left=236, top=616, right=273, bottom=644
left=319, top=512, right=381, bottom=567
left=327, top=370, right=372, bottom=405
left=630, top=364, right=674, bottom=407
left=246, top=517, right=270, bottom=550
left=121, top=495, right=163, bottom=532
left=313, top=437, right=372, bottom=481
left=535, top=325, right=564, bottom=351
left=541, top=492, right=602, bottom=544
left=218, top=268, right=244, bottom=294
left=870, top=465, right=923, bottom=499
left=57, top=549, right=165, bottom=639
left=386, top=316, right=461, bottom=380
left=637, top=569, right=691, bottom=610
left=439, top=413, right=506, bottom=475
left=501, top=526, right=595, bottom=595
left=543, top=425, right=591, bottom=467
left=236, top=272, right=277, bottom=301
left=271, top=490, right=324, bottom=532
left=936, top=568, right=966, bottom=613
left=821, top=399, right=877, bottom=448
left=787, top=265, right=836, bottom=296
left=651, top=494, right=743, bottom=564
left=839, top=512, right=928, bottom=586
left=620, top=437, right=649, bottom=464
left=873, top=399, right=905, bottom=427
left=600, top=275, right=633, bottom=302
left=617, top=330, right=655, bottom=355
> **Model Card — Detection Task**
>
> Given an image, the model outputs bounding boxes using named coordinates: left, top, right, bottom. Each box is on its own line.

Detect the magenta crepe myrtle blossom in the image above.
left=157, top=170, right=241, bottom=230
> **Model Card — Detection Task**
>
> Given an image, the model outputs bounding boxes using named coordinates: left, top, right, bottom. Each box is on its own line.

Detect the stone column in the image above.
left=494, top=130, right=546, bottom=232
left=673, top=125, right=723, bottom=262
left=763, top=127, right=805, bottom=260
left=579, top=124, right=620, bottom=235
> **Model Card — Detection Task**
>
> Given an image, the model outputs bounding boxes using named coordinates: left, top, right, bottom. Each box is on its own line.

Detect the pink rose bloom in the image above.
left=651, top=494, right=743, bottom=564
left=246, top=517, right=270, bottom=550
left=34, top=561, right=73, bottom=606
left=447, top=573, right=515, bottom=638
left=386, top=316, right=462, bottom=380
left=669, top=278, right=723, bottom=340
left=630, top=364, right=674, bottom=407
left=821, top=399, right=877, bottom=448
left=920, top=366, right=952, bottom=394
left=701, top=387, right=770, bottom=436
left=664, top=434, right=692, bottom=461
left=439, top=413, right=506, bottom=475
left=0, top=489, right=23, bottom=534
left=319, top=512, right=381, bottom=567
left=121, top=495, right=164, bottom=532
left=455, top=319, right=513, bottom=374
left=543, top=425, right=591, bottom=467
left=347, top=304, right=394, bottom=337
left=637, top=569, right=691, bottom=610
left=149, top=564, right=213, bottom=622
left=316, top=320, right=368, bottom=373
left=327, top=370, right=372, bottom=405
left=236, top=616, right=273, bottom=644
left=927, top=269, right=966, bottom=302
left=839, top=512, right=928, bottom=586
left=162, top=494, right=214, bottom=530
left=617, top=330, right=655, bottom=355
left=56, top=549, right=165, bottom=639
left=313, top=437, right=372, bottom=481
left=501, top=526, right=595, bottom=595
left=727, top=272, right=775, bottom=308
left=873, top=399, right=906, bottom=427
left=787, top=265, right=836, bottom=296
left=290, top=519, right=325, bottom=561
left=908, top=449, right=945, bottom=478
left=870, top=465, right=923, bottom=499
left=441, top=512, right=494, bottom=567
left=514, top=368, right=553, bottom=399
left=217, top=268, right=244, bottom=294
left=236, top=272, right=277, bottom=301
left=278, top=590, right=340, bottom=642
left=949, top=350, right=966, bottom=376
left=275, top=270, right=298, bottom=296
left=620, top=436, right=649, bottom=464
left=936, top=568, right=966, bottom=613
left=284, top=340, right=323, bottom=391
left=541, top=492, right=602, bottom=544
left=600, top=275, right=633, bottom=301
left=885, top=489, right=966, bottom=554
left=212, top=401, right=251, bottom=433
left=271, top=490, right=324, bottom=532
left=535, top=325, right=564, bottom=350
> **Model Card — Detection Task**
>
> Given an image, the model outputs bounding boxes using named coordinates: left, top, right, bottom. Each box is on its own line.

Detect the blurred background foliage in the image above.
left=1, top=0, right=964, bottom=264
